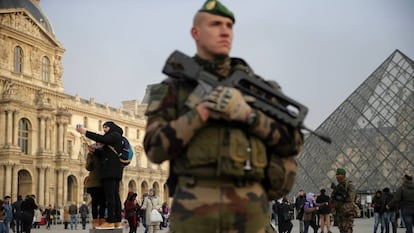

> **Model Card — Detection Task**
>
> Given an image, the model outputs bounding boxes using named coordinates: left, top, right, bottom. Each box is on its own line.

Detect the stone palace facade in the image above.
left=0, top=0, right=169, bottom=210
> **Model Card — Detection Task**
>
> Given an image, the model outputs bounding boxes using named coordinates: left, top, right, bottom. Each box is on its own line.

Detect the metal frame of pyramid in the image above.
left=294, top=49, right=414, bottom=196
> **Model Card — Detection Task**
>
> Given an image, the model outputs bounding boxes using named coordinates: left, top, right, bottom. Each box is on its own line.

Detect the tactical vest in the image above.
left=167, top=58, right=268, bottom=180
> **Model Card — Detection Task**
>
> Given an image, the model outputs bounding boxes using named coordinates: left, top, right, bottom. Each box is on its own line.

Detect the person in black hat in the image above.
left=76, top=121, right=124, bottom=229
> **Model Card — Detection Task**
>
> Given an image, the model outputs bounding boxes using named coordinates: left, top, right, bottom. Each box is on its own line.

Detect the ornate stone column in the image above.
left=12, top=110, right=19, bottom=147
left=63, top=170, right=69, bottom=206
left=11, top=165, right=19, bottom=200
left=5, top=164, right=12, bottom=196
left=57, top=169, right=63, bottom=205
left=38, top=116, right=46, bottom=152
left=6, top=110, right=13, bottom=146
left=38, top=167, right=46, bottom=205
left=58, top=123, right=64, bottom=154
left=45, top=117, right=51, bottom=151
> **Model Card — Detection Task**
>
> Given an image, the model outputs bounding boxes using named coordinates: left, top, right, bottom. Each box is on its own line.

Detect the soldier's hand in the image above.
left=203, top=86, right=252, bottom=122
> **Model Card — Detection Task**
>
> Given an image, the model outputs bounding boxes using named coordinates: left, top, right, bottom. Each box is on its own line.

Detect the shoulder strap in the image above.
left=108, top=145, right=119, bottom=156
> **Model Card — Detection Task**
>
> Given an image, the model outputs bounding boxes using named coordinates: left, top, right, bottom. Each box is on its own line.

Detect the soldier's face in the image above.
left=336, top=174, right=345, bottom=182
left=191, top=12, right=233, bottom=60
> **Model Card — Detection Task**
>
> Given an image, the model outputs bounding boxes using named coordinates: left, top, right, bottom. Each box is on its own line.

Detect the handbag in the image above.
left=149, top=199, right=163, bottom=223
left=150, top=209, right=163, bottom=223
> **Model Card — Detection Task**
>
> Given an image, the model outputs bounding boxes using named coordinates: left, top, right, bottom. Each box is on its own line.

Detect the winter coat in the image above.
left=315, top=193, right=330, bottom=214
left=295, top=195, right=306, bottom=220
left=85, top=150, right=104, bottom=189
left=63, top=206, right=70, bottom=222
left=372, top=195, right=384, bottom=213
left=142, top=195, right=161, bottom=226
left=303, top=192, right=318, bottom=221
left=34, top=209, right=42, bottom=222
left=389, top=180, right=414, bottom=209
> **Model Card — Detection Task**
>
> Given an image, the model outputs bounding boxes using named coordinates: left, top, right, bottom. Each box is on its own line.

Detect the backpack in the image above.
left=345, top=180, right=361, bottom=218
left=119, top=137, right=134, bottom=166
left=109, top=136, right=134, bottom=166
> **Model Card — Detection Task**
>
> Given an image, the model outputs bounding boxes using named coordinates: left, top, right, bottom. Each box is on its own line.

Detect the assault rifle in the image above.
left=331, top=182, right=349, bottom=201
left=162, top=50, right=331, bottom=143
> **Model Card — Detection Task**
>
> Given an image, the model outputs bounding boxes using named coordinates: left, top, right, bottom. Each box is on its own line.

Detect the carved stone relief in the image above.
left=2, top=79, right=14, bottom=98
left=54, top=56, right=63, bottom=83
left=0, top=13, right=41, bottom=39
left=0, top=35, right=10, bottom=66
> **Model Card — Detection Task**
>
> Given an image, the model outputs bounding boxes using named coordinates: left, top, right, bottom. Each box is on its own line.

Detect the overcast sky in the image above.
left=39, top=0, right=414, bottom=129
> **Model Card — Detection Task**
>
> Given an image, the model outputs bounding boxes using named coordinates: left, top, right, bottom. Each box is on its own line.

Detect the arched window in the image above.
left=42, top=56, right=50, bottom=81
left=18, top=118, right=30, bottom=154
left=14, top=46, right=24, bottom=73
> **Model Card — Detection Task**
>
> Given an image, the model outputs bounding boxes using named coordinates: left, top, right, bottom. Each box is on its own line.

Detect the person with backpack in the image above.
left=79, top=202, right=89, bottom=230
left=68, top=202, right=78, bottom=230
left=76, top=121, right=124, bottom=229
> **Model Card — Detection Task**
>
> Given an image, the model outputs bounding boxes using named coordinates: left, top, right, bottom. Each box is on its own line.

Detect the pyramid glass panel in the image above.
left=294, top=50, right=414, bottom=195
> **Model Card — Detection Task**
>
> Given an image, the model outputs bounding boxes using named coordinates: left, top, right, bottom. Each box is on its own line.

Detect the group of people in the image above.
left=77, top=121, right=125, bottom=229
left=123, top=190, right=170, bottom=233
left=372, top=170, right=414, bottom=233
left=78, top=120, right=170, bottom=232
left=0, top=194, right=90, bottom=233
left=293, top=168, right=356, bottom=233
left=0, top=194, right=37, bottom=233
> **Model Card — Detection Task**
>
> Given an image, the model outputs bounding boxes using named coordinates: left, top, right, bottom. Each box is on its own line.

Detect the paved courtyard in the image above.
left=26, top=218, right=409, bottom=233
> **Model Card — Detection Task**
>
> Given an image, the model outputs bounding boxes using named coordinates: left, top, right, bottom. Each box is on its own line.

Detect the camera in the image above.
left=91, top=143, right=103, bottom=149
left=76, top=124, right=83, bottom=129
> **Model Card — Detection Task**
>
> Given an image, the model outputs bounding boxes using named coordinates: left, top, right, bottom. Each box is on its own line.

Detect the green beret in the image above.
left=199, top=0, right=235, bottom=23
left=336, top=168, right=346, bottom=175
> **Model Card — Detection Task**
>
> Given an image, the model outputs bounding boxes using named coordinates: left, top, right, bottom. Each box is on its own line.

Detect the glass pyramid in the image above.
left=294, top=50, right=414, bottom=195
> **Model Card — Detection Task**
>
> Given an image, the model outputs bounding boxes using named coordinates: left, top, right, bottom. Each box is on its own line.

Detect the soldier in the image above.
left=331, top=168, right=356, bottom=233
left=143, top=0, right=303, bottom=232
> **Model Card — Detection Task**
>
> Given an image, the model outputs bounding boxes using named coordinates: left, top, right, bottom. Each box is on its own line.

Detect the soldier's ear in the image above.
left=191, top=27, right=199, bottom=41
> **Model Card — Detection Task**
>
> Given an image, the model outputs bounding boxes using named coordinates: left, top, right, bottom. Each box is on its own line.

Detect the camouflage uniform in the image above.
left=144, top=53, right=302, bottom=232
left=144, top=1, right=302, bottom=232
left=332, top=179, right=356, bottom=233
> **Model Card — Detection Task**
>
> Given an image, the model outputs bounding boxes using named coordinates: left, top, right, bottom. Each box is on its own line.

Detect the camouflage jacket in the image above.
left=332, top=179, right=356, bottom=204
left=143, top=55, right=303, bottom=178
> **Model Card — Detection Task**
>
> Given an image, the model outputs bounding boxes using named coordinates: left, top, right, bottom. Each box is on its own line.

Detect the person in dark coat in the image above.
left=295, top=190, right=306, bottom=233
left=12, top=195, right=23, bottom=233
left=21, top=195, right=37, bottom=233
left=76, top=121, right=124, bottom=229
left=277, top=197, right=293, bottom=233
left=382, top=187, right=397, bottom=233
left=124, top=192, right=138, bottom=233
left=388, top=171, right=414, bottom=233
left=372, top=190, right=385, bottom=233
left=44, top=204, right=53, bottom=230
left=316, top=189, right=331, bottom=233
